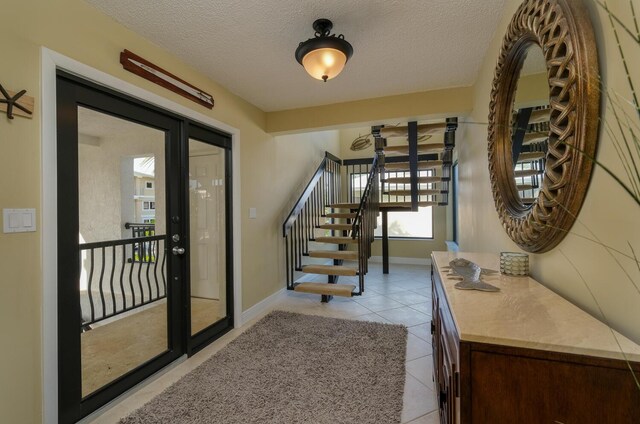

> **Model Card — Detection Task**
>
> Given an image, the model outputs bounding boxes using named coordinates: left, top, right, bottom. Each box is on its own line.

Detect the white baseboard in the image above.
left=240, top=288, right=286, bottom=326
left=370, top=256, right=432, bottom=266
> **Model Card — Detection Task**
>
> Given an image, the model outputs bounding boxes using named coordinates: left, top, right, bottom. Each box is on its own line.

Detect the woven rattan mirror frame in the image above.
left=487, top=0, right=600, bottom=253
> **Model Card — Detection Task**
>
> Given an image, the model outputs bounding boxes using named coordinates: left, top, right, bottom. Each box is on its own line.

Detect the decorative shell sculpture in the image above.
left=444, top=258, right=500, bottom=292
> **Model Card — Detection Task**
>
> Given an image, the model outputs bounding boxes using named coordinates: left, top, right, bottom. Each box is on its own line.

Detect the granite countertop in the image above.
left=432, top=251, right=640, bottom=362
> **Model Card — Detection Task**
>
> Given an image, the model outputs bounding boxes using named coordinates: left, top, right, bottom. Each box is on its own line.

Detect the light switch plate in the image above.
left=3, top=208, right=36, bottom=233
left=249, top=207, right=257, bottom=219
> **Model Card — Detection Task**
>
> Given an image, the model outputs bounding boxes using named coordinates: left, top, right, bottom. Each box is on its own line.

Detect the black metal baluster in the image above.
left=146, top=243, right=153, bottom=300
left=312, top=186, right=318, bottom=228
left=347, top=165, right=351, bottom=202
left=320, top=173, right=325, bottom=212
left=98, top=247, right=106, bottom=320
left=137, top=241, right=144, bottom=302
left=293, top=222, right=299, bottom=270
left=161, top=240, right=166, bottom=295
left=109, top=245, right=116, bottom=317
left=154, top=239, right=160, bottom=297
left=128, top=241, right=136, bottom=306
left=337, top=162, right=341, bottom=203
left=120, top=244, right=127, bottom=310
left=306, top=203, right=312, bottom=245
left=331, top=161, right=336, bottom=204
left=297, top=219, right=303, bottom=268
left=87, top=248, right=95, bottom=323
left=285, top=234, right=290, bottom=286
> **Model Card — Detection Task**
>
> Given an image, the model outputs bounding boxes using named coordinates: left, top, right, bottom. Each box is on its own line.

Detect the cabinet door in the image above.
left=431, top=272, right=440, bottom=386
left=439, top=328, right=458, bottom=423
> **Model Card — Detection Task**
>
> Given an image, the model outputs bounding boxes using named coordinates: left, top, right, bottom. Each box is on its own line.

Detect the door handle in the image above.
left=172, top=246, right=186, bottom=256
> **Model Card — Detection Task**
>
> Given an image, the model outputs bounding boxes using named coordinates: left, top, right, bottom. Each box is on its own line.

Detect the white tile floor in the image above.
left=84, top=263, right=440, bottom=424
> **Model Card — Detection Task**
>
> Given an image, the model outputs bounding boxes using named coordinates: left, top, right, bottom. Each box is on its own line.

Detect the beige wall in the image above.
left=0, top=1, right=338, bottom=422
left=513, top=72, right=548, bottom=107
left=458, top=0, right=640, bottom=344
left=245, top=130, right=341, bottom=303
left=338, top=128, right=448, bottom=259
left=266, top=86, right=473, bottom=134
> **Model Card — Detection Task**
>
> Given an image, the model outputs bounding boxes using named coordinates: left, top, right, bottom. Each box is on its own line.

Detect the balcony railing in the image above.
left=79, top=235, right=166, bottom=329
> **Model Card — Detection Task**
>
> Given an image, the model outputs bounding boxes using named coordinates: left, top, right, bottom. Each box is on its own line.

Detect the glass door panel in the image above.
left=188, top=139, right=227, bottom=335
left=77, top=107, right=169, bottom=397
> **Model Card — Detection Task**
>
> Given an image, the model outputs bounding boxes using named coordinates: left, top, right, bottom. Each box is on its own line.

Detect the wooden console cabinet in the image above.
left=430, top=252, right=640, bottom=424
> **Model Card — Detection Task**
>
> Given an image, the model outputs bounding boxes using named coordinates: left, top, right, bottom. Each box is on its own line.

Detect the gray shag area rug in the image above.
left=120, top=310, right=408, bottom=424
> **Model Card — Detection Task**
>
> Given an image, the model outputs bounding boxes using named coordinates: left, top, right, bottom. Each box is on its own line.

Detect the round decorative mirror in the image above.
left=487, top=0, right=600, bottom=253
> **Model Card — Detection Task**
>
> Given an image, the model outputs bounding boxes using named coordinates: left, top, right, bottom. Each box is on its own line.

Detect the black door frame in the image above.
left=56, top=72, right=234, bottom=423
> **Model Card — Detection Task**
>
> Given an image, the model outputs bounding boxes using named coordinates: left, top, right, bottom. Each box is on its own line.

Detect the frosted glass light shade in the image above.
left=301, top=48, right=348, bottom=82
left=295, top=19, right=353, bottom=82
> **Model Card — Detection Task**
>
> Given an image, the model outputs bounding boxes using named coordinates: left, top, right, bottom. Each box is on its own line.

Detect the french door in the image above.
left=56, top=72, right=233, bottom=423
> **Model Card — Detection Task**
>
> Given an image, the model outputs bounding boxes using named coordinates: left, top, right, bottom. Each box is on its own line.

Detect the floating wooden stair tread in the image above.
left=324, top=212, right=357, bottom=219
left=380, top=201, right=439, bottom=208
left=294, top=282, right=356, bottom=297
left=308, top=250, right=358, bottom=260
left=521, top=197, right=536, bottom=204
left=379, top=123, right=447, bottom=138
left=313, top=236, right=358, bottom=244
left=329, top=202, right=360, bottom=209
left=517, top=151, right=546, bottom=162
left=383, top=176, right=445, bottom=184
left=528, top=109, right=550, bottom=124
left=384, top=160, right=443, bottom=171
left=386, top=189, right=444, bottom=196
left=383, top=143, right=445, bottom=155
left=516, top=184, right=536, bottom=191
left=318, top=223, right=353, bottom=231
left=514, top=169, right=543, bottom=178
left=523, top=132, right=548, bottom=145
left=301, top=264, right=358, bottom=276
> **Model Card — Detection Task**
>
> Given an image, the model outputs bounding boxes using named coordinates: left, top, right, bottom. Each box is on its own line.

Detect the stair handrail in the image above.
left=282, top=151, right=342, bottom=237
left=350, top=153, right=379, bottom=294
left=282, top=152, right=342, bottom=288
left=350, top=154, right=379, bottom=238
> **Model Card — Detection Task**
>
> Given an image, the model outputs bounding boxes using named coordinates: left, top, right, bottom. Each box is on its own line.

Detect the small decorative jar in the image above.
left=500, top=252, right=529, bottom=276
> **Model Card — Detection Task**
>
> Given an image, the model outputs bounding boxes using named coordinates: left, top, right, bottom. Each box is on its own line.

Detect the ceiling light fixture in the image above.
left=295, top=19, right=353, bottom=82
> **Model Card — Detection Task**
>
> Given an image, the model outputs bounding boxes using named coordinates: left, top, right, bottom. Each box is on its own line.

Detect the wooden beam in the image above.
left=120, top=49, right=214, bottom=109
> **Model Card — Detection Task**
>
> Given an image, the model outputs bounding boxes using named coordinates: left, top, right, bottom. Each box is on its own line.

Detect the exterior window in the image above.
left=349, top=167, right=435, bottom=239
left=374, top=206, right=433, bottom=238
left=350, top=173, right=368, bottom=202
left=143, top=201, right=156, bottom=210
left=145, top=181, right=153, bottom=189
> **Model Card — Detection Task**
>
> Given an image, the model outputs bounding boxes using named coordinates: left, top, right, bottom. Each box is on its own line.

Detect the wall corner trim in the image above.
left=240, top=288, right=287, bottom=325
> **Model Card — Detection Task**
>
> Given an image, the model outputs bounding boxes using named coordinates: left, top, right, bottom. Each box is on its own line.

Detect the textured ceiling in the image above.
left=86, top=0, right=506, bottom=112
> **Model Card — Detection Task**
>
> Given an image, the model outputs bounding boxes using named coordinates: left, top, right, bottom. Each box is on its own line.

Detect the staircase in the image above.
left=282, top=118, right=458, bottom=303
left=283, top=153, right=379, bottom=302
left=374, top=119, right=457, bottom=211
left=511, top=106, right=549, bottom=204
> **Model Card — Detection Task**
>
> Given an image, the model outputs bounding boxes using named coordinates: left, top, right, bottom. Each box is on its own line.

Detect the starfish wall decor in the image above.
left=0, top=84, right=34, bottom=119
